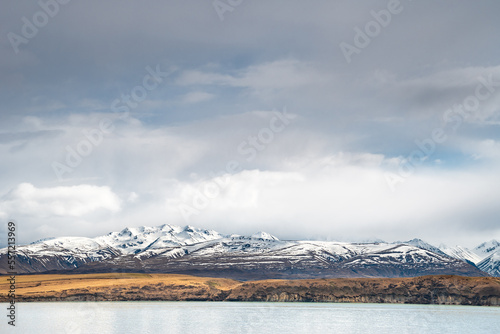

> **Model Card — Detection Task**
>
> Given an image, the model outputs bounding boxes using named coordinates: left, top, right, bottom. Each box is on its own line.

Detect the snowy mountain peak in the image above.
left=474, top=240, right=500, bottom=256
left=30, top=237, right=56, bottom=245
left=251, top=231, right=279, bottom=241
left=439, top=244, right=483, bottom=264
left=95, top=224, right=226, bottom=254
left=0, top=224, right=494, bottom=277
left=438, top=239, right=500, bottom=276
left=399, top=238, right=447, bottom=256
left=407, top=238, right=424, bottom=243
left=184, top=225, right=196, bottom=232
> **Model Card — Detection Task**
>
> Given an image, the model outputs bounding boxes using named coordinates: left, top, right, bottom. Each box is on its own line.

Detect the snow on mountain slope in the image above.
left=477, top=252, right=500, bottom=277
left=95, top=238, right=484, bottom=279
left=119, top=236, right=484, bottom=279
left=0, top=224, right=225, bottom=274
left=436, top=240, right=500, bottom=277
left=439, top=245, right=483, bottom=264
left=95, top=224, right=224, bottom=254
left=251, top=231, right=279, bottom=241
left=0, top=224, right=493, bottom=277
left=473, top=240, right=500, bottom=277
left=473, top=240, right=500, bottom=258
left=5, top=236, right=120, bottom=274
left=400, top=239, right=447, bottom=257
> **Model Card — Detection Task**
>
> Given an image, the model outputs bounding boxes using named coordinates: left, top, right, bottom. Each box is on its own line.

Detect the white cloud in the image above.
left=157, top=154, right=500, bottom=247
left=127, top=192, right=139, bottom=203
left=458, top=138, right=500, bottom=161
left=0, top=183, right=121, bottom=217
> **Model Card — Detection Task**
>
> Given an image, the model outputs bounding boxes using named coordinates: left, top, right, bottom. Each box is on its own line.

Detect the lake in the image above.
left=2, top=302, right=500, bottom=333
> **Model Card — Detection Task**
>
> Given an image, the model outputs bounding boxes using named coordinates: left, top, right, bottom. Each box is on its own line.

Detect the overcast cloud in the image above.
left=1, top=0, right=499, bottom=248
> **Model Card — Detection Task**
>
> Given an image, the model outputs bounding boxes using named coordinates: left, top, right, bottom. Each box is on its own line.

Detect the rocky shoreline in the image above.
left=1, top=274, right=499, bottom=306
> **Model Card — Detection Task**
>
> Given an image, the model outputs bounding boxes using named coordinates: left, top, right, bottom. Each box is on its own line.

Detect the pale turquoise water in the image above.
left=1, top=302, right=499, bottom=334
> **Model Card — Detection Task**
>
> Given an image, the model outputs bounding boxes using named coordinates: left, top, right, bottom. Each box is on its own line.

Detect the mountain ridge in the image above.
left=1, top=224, right=498, bottom=278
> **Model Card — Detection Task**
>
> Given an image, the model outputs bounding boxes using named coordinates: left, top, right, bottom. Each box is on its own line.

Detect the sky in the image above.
left=1, top=0, right=500, bottom=248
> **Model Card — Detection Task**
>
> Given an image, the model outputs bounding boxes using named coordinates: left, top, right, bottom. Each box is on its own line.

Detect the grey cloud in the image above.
left=1, top=0, right=500, bottom=246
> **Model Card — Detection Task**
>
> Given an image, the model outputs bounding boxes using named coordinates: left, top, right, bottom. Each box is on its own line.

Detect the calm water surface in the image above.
left=2, top=302, right=499, bottom=334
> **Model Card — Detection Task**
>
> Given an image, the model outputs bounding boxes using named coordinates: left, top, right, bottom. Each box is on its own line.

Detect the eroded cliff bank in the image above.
left=1, top=273, right=499, bottom=306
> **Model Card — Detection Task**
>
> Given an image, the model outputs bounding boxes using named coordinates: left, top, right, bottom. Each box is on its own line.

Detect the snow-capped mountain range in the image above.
left=1, top=224, right=498, bottom=279
left=440, top=240, right=500, bottom=277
